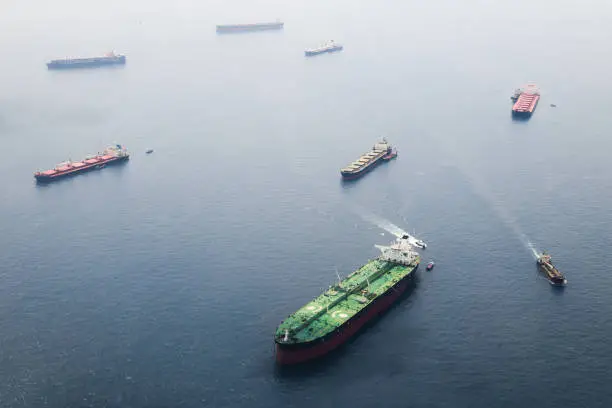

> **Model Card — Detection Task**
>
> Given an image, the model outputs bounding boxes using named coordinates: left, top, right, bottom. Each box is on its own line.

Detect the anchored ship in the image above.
left=34, top=145, right=129, bottom=183
left=536, top=252, right=567, bottom=286
left=275, top=235, right=420, bottom=364
left=216, top=20, right=284, bottom=33
left=46, top=51, right=126, bottom=70
left=512, top=84, right=540, bottom=117
left=340, top=139, right=397, bottom=180
left=305, top=40, right=343, bottom=56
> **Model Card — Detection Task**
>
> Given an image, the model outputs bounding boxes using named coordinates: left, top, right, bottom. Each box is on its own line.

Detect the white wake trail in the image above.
left=526, top=240, right=541, bottom=260
left=348, top=204, right=408, bottom=238
left=426, top=130, right=538, bottom=258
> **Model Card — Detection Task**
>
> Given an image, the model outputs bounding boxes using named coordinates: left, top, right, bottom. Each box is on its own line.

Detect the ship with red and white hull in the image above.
left=340, top=138, right=397, bottom=180
left=512, top=84, right=540, bottom=118
left=275, top=235, right=420, bottom=364
left=34, top=145, right=129, bottom=182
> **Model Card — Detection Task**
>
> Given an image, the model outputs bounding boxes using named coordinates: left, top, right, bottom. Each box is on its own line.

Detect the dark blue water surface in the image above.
left=2, top=0, right=612, bottom=406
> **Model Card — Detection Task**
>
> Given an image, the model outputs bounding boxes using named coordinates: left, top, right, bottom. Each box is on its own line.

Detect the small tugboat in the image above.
left=536, top=252, right=567, bottom=287
left=413, top=239, right=427, bottom=249
left=411, top=239, right=427, bottom=249
left=426, top=261, right=435, bottom=271
left=145, top=149, right=154, bottom=154
left=401, top=234, right=427, bottom=249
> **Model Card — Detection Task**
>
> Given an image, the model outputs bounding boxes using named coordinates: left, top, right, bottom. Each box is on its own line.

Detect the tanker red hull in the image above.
left=275, top=272, right=414, bottom=365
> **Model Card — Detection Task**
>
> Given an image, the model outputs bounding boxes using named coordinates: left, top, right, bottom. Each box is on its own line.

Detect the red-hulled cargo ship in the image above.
left=512, top=84, right=540, bottom=117
left=34, top=145, right=129, bottom=182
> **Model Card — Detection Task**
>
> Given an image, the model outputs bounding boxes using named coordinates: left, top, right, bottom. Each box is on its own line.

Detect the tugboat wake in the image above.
left=349, top=205, right=427, bottom=250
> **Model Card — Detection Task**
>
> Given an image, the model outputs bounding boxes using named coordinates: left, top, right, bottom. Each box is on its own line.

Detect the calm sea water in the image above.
left=2, top=0, right=612, bottom=407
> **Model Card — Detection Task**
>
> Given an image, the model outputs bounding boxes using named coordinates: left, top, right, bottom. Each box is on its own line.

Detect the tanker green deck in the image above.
left=275, top=256, right=419, bottom=345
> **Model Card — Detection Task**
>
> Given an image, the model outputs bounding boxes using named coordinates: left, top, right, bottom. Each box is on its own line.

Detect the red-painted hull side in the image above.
left=34, top=155, right=129, bottom=182
left=275, top=272, right=414, bottom=364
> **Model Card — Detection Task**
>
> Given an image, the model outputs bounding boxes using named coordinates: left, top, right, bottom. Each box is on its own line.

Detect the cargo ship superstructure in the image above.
left=305, top=40, right=343, bottom=56
left=46, top=51, right=126, bottom=70
left=512, top=84, right=540, bottom=117
left=536, top=252, right=567, bottom=286
left=275, top=235, right=420, bottom=364
left=216, top=20, right=284, bottom=33
left=34, top=145, right=129, bottom=182
left=340, top=139, right=397, bottom=180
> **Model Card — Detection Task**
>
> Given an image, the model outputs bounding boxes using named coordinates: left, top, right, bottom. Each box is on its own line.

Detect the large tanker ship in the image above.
left=275, top=235, right=420, bottom=364
left=47, top=51, right=126, bottom=69
left=340, top=139, right=397, bottom=180
left=34, top=145, right=129, bottom=182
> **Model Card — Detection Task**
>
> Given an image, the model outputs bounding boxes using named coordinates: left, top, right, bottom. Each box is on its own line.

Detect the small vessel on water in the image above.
left=275, top=235, right=420, bottom=364
left=426, top=261, right=435, bottom=271
left=401, top=234, right=426, bottom=250
left=305, top=40, right=343, bottom=56
left=145, top=149, right=154, bottom=154
left=536, top=252, right=567, bottom=286
left=340, top=138, right=397, bottom=180
left=34, top=145, right=129, bottom=182
left=412, top=239, right=427, bottom=249
left=216, top=20, right=284, bottom=33
left=47, top=51, right=126, bottom=69
left=512, top=84, right=540, bottom=118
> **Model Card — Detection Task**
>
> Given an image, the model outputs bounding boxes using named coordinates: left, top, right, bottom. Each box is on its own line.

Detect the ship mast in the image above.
left=334, top=266, right=343, bottom=288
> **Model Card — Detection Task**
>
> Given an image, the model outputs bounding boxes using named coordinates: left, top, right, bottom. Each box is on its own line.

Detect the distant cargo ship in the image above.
left=275, top=235, right=420, bottom=364
left=34, top=145, right=129, bottom=182
left=216, top=20, right=284, bottom=33
left=512, top=84, right=540, bottom=117
left=536, top=252, right=567, bottom=287
left=340, top=139, right=397, bottom=180
left=46, top=51, right=126, bottom=70
left=305, top=40, right=343, bottom=56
